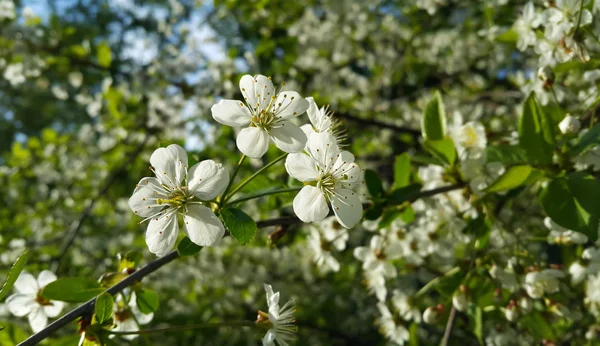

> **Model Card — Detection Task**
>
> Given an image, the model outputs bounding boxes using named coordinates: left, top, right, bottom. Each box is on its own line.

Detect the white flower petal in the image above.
left=305, top=97, right=320, bottom=127
left=262, top=329, right=277, bottom=346
left=300, top=123, right=316, bottom=139
left=240, top=74, right=275, bottom=112
left=116, top=319, right=139, bottom=340
left=145, top=211, right=179, bottom=257
left=188, top=160, right=229, bottom=201
left=285, top=153, right=318, bottom=182
left=150, top=144, right=188, bottom=186
left=211, top=99, right=251, bottom=127
left=272, top=91, right=309, bottom=119
left=6, top=294, right=35, bottom=316
left=28, top=307, right=48, bottom=333
left=14, top=271, right=39, bottom=294
left=353, top=247, right=370, bottom=261
left=331, top=188, right=363, bottom=228
left=37, top=270, right=57, bottom=289
left=236, top=127, right=270, bottom=158
left=292, top=186, right=329, bottom=223
left=183, top=204, right=225, bottom=246
left=43, top=300, right=64, bottom=318
left=270, top=121, right=307, bottom=153
left=128, top=177, right=168, bottom=217
left=306, top=132, right=339, bottom=168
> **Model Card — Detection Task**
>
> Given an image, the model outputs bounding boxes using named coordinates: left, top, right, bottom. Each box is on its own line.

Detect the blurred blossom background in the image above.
left=1, top=0, right=600, bottom=345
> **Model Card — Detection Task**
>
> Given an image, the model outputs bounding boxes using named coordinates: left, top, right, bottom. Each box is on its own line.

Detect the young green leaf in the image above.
left=571, top=122, right=600, bottom=156
left=423, top=138, right=457, bottom=166
left=221, top=208, right=257, bottom=245
left=518, top=93, right=556, bottom=164
left=394, top=153, right=411, bottom=188
left=540, top=173, right=600, bottom=240
left=177, top=237, right=203, bottom=256
left=485, top=165, right=535, bottom=193
left=136, top=289, right=159, bottom=314
left=0, top=251, right=29, bottom=302
left=485, top=144, right=528, bottom=166
left=95, top=293, right=114, bottom=325
left=41, top=278, right=104, bottom=302
left=364, top=169, right=384, bottom=197
left=97, top=42, right=112, bottom=68
left=421, top=91, right=447, bottom=140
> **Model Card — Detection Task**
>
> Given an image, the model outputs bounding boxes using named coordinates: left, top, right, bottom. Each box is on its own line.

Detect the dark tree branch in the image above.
left=334, top=111, right=421, bottom=137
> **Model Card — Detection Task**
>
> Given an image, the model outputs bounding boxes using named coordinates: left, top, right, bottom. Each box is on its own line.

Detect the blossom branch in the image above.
left=335, top=111, right=421, bottom=137
left=440, top=306, right=457, bottom=346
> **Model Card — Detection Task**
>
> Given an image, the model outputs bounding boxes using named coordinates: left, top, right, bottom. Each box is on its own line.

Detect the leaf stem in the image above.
left=415, top=266, right=460, bottom=298
left=226, top=187, right=302, bottom=206
left=224, top=153, right=288, bottom=203
left=107, top=321, right=256, bottom=335
left=220, top=155, right=246, bottom=207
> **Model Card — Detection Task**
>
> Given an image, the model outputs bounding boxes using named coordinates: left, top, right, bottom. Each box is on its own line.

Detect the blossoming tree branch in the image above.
left=2, top=1, right=600, bottom=345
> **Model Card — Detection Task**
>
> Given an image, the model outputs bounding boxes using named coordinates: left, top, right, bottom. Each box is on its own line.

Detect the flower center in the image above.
left=459, top=126, right=478, bottom=148
left=317, top=173, right=336, bottom=193
left=35, top=291, right=52, bottom=306
left=157, top=188, right=188, bottom=208
left=115, top=308, right=132, bottom=322
left=250, top=109, right=277, bottom=131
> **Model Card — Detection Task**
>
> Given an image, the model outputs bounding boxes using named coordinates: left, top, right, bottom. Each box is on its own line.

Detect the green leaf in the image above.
left=423, top=138, right=456, bottom=166
left=394, top=153, right=411, bottom=188
left=364, top=204, right=383, bottom=220
left=519, top=93, right=556, bottom=164
left=95, top=293, right=114, bottom=325
left=485, top=144, right=528, bottom=166
left=540, top=173, right=600, bottom=240
left=485, top=165, right=534, bottom=193
left=463, top=217, right=492, bottom=250
left=97, top=42, right=112, bottom=68
left=177, top=237, right=203, bottom=256
left=0, top=251, right=29, bottom=302
left=408, top=322, right=419, bottom=346
left=474, top=307, right=483, bottom=345
left=421, top=91, right=447, bottom=140
left=41, top=278, right=104, bottom=302
left=495, top=28, right=518, bottom=43
left=364, top=169, right=384, bottom=197
left=221, top=208, right=257, bottom=245
left=378, top=208, right=400, bottom=228
left=136, top=289, right=159, bottom=314
left=388, top=184, right=423, bottom=206
left=571, top=122, right=600, bottom=156
left=522, top=312, right=554, bottom=341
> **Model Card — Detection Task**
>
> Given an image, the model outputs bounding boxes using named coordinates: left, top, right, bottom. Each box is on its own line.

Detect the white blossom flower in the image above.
left=524, top=269, right=564, bottom=299
left=211, top=74, right=309, bottom=158
left=545, top=217, right=587, bottom=244
left=354, top=235, right=402, bottom=278
left=365, top=271, right=387, bottom=301
left=112, top=292, right=154, bottom=340
left=543, top=0, right=592, bottom=42
left=6, top=271, right=64, bottom=333
left=68, top=71, right=83, bottom=88
left=514, top=2, right=542, bottom=51
left=51, top=85, right=69, bottom=100
left=377, top=302, right=409, bottom=345
left=285, top=132, right=363, bottom=228
left=0, top=0, right=15, bottom=21
left=3, top=63, right=26, bottom=86
left=301, top=97, right=346, bottom=144
left=558, top=114, right=581, bottom=135
left=452, top=286, right=469, bottom=312
left=422, top=306, right=440, bottom=324
left=391, top=290, right=421, bottom=323
left=586, top=274, right=600, bottom=317
left=258, top=284, right=297, bottom=346
left=129, top=144, right=228, bottom=256
left=450, top=120, right=487, bottom=159
left=306, top=217, right=348, bottom=273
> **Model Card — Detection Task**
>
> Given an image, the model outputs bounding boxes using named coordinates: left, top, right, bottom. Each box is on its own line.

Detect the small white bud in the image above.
left=452, top=286, right=469, bottom=312
left=504, top=302, right=519, bottom=322
left=518, top=297, right=533, bottom=313
left=559, top=114, right=581, bottom=135
left=423, top=306, right=440, bottom=324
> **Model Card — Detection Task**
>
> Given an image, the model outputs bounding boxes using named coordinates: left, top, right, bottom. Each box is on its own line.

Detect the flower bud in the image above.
left=537, top=66, right=555, bottom=87
left=505, top=300, right=519, bottom=322
left=423, top=306, right=440, bottom=324
left=558, top=114, right=580, bottom=135
left=452, top=285, right=469, bottom=312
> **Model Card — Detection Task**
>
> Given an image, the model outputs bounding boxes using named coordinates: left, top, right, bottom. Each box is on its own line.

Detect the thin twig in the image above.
left=440, top=306, right=457, bottom=346
left=336, top=112, right=421, bottom=137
